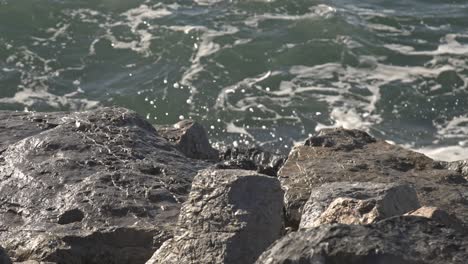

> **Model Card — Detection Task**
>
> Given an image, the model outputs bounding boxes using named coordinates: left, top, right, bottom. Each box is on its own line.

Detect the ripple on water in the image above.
left=1, top=0, right=468, bottom=160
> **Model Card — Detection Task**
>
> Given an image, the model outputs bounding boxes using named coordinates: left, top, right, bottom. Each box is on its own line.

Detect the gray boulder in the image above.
left=300, top=182, right=420, bottom=228
left=278, top=128, right=468, bottom=229
left=156, top=120, right=219, bottom=160
left=147, top=169, right=284, bottom=264
left=0, top=107, right=209, bottom=263
left=256, top=216, right=468, bottom=264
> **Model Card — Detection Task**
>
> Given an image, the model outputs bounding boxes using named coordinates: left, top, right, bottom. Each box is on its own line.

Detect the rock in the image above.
left=0, top=246, right=12, bottom=264
left=156, top=120, right=219, bottom=160
left=300, top=182, right=420, bottom=228
left=0, top=111, right=64, bottom=153
left=406, top=206, right=466, bottom=233
left=444, top=160, right=468, bottom=180
left=0, top=107, right=210, bottom=263
left=217, top=147, right=286, bottom=176
left=256, top=216, right=468, bottom=264
left=147, top=169, right=284, bottom=264
left=278, top=128, right=468, bottom=229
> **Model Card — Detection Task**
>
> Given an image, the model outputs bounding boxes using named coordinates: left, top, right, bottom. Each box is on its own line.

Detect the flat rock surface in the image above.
left=300, top=182, right=420, bottom=228
left=148, top=169, right=284, bottom=264
left=256, top=216, right=468, bottom=264
left=278, top=128, right=468, bottom=228
left=0, top=107, right=209, bottom=263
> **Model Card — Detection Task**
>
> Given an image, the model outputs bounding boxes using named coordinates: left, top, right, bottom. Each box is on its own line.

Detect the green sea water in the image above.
left=1, top=0, right=468, bottom=160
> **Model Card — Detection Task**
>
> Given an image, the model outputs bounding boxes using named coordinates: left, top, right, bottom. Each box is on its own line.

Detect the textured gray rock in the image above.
left=278, top=128, right=468, bottom=229
left=0, top=107, right=209, bottom=263
left=147, top=169, right=284, bottom=264
left=444, top=160, right=468, bottom=181
left=156, top=120, right=219, bottom=160
left=0, top=111, right=64, bottom=153
left=405, top=206, right=466, bottom=233
left=256, top=216, right=468, bottom=264
left=300, top=182, right=420, bottom=228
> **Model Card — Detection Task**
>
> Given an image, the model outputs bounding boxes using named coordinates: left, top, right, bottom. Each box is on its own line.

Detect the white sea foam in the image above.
left=385, top=34, right=468, bottom=56
left=193, top=0, right=223, bottom=6
left=413, top=145, right=468, bottom=162
left=83, top=4, right=172, bottom=56
left=244, top=4, right=336, bottom=27
left=0, top=88, right=99, bottom=110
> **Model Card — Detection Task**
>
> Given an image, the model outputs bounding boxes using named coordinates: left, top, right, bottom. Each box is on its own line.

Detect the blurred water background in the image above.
left=1, top=0, right=468, bottom=160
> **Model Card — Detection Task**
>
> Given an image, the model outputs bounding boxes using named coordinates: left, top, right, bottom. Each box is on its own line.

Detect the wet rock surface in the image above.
left=278, top=128, right=468, bottom=229
left=300, top=182, right=420, bottom=228
left=147, top=169, right=284, bottom=264
left=156, top=120, right=219, bottom=160
left=216, top=147, right=286, bottom=176
left=0, top=107, right=209, bottom=263
left=0, top=111, right=65, bottom=153
left=256, top=216, right=468, bottom=264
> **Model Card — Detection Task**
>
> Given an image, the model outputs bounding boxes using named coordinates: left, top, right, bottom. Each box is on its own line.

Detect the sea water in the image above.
left=1, top=0, right=468, bottom=160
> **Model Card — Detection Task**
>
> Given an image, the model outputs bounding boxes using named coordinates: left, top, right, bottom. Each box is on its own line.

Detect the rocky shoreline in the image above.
left=0, top=107, right=466, bottom=264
